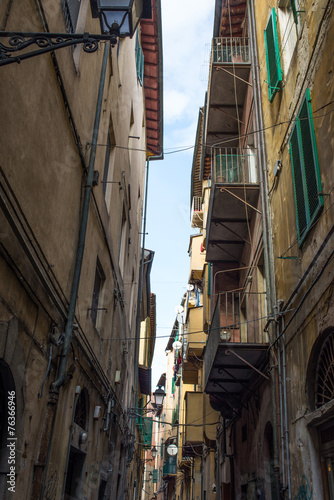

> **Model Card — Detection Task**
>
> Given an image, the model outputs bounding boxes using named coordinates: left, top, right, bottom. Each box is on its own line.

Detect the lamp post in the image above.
left=0, top=0, right=151, bottom=66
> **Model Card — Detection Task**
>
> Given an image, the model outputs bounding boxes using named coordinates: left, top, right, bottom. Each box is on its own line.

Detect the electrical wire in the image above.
left=101, top=307, right=296, bottom=341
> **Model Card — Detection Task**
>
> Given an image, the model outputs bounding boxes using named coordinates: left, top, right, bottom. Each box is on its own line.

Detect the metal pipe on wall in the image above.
left=52, top=41, right=110, bottom=391
left=281, top=314, right=292, bottom=498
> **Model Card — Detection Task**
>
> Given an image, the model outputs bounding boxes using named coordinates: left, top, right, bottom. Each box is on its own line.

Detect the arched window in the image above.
left=74, top=388, right=89, bottom=430
left=315, top=331, right=334, bottom=408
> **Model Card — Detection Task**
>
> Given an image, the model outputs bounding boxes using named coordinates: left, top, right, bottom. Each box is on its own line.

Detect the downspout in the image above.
left=52, top=41, right=110, bottom=391
left=32, top=42, right=110, bottom=500
left=247, top=1, right=280, bottom=497
left=276, top=309, right=286, bottom=490
left=281, top=314, right=292, bottom=498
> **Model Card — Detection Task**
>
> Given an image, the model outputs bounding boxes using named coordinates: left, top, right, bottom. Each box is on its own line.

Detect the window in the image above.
left=278, top=0, right=300, bottom=73
left=61, top=0, right=81, bottom=33
left=102, top=122, right=116, bottom=204
left=264, top=8, right=283, bottom=102
left=119, top=207, right=128, bottom=275
left=135, top=31, right=144, bottom=85
left=289, top=89, right=323, bottom=245
left=91, top=259, right=105, bottom=326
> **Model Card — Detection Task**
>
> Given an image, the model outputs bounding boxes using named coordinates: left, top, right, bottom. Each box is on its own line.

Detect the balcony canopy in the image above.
left=206, top=37, right=251, bottom=149
left=204, top=292, right=269, bottom=417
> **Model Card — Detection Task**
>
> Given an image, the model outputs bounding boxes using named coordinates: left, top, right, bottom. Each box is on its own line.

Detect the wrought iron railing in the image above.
left=191, top=196, right=203, bottom=228
left=204, top=291, right=268, bottom=388
left=213, top=148, right=258, bottom=184
left=212, top=37, right=250, bottom=64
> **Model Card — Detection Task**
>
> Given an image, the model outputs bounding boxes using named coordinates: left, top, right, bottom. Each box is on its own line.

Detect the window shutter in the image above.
left=299, top=95, right=322, bottom=221
left=290, top=125, right=307, bottom=237
left=291, top=0, right=299, bottom=24
left=264, top=9, right=282, bottom=102
left=135, top=31, right=145, bottom=86
left=153, top=469, right=158, bottom=483
left=289, top=89, right=323, bottom=244
left=62, top=0, right=81, bottom=33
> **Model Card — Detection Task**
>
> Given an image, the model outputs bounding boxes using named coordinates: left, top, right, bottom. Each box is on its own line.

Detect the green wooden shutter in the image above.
left=135, top=31, right=144, bottom=86
left=290, top=125, right=307, bottom=237
left=289, top=89, right=323, bottom=245
left=153, top=469, right=158, bottom=483
left=291, top=0, right=299, bottom=24
left=264, top=9, right=282, bottom=102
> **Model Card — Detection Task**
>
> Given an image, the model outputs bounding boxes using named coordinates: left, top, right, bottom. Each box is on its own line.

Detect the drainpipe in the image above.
left=276, top=307, right=286, bottom=490
left=31, top=42, right=110, bottom=500
left=247, top=1, right=280, bottom=497
left=52, top=41, right=110, bottom=391
left=281, top=314, right=292, bottom=498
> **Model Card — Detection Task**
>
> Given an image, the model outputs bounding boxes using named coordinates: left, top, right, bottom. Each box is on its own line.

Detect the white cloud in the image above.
left=164, top=89, right=191, bottom=123
left=161, top=0, right=214, bottom=140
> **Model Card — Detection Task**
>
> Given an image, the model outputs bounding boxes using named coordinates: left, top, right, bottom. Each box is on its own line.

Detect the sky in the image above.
left=145, top=0, right=215, bottom=388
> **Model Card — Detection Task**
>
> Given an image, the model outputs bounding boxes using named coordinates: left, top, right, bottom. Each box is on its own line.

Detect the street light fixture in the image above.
left=140, top=446, right=158, bottom=463
left=0, top=0, right=151, bottom=66
left=153, top=385, right=165, bottom=408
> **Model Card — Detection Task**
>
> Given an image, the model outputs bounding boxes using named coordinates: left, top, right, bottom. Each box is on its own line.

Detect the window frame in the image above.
left=264, top=8, right=283, bottom=102
left=61, top=0, right=81, bottom=33
left=91, top=258, right=106, bottom=326
left=289, top=89, right=323, bottom=246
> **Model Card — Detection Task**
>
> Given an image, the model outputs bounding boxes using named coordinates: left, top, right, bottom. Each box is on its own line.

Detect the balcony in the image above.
left=191, top=196, right=203, bottom=228
left=136, top=412, right=153, bottom=449
left=206, top=37, right=251, bottom=148
left=162, top=461, right=177, bottom=477
left=185, top=306, right=206, bottom=356
left=204, top=292, right=269, bottom=415
left=206, top=148, right=260, bottom=262
left=189, top=234, right=206, bottom=281
left=213, top=148, right=258, bottom=184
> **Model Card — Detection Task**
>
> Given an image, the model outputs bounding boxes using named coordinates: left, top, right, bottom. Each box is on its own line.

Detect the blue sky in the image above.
left=146, top=0, right=215, bottom=387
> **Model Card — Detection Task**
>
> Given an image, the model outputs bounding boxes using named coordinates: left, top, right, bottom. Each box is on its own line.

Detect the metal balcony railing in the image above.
left=191, top=196, right=203, bottom=228
left=212, top=37, right=250, bottom=64
left=213, top=148, right=258, bottom=184
left=205, top=291, right=268, bottom=387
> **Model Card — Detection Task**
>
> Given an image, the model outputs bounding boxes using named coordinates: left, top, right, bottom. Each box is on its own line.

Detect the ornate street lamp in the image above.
left=0, top=0, right=151, bottom=66
left=153, top=385, right=166, bottom=408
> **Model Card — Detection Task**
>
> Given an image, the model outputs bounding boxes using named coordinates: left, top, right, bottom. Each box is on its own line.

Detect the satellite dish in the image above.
left=175, top=305, right=184, bottom=314
left=167, top=444, right=178, bottom=456
left=187, top=284, right=194, bottom=291
left=172, top=340, right=182, bottom=350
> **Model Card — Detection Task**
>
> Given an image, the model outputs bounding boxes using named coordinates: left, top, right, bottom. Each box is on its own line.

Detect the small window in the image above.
left=278, top=0, right=299, bottom=73
left=91, top=259, right=105, bottom=326
left=289, top=89, right=323, bottom=245
left=135, top=31, right=144, bottom=86
left=74, top=388, right=89, bottom=430
left=119, top=207, right=128, bottom=275
left=264, top=8, right=283, bottom=102
left=102, top=122, right=116, bottom=204
left=61, top=0, right=81, bottom=33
